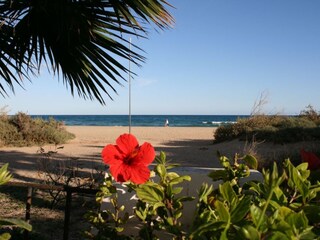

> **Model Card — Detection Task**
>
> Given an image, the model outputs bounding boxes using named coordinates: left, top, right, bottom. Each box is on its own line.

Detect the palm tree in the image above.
left=0, top=0, right=174, bottom=104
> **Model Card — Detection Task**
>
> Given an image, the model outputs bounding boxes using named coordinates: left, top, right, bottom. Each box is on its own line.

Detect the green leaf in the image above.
left=250, top=205, right=266, bottom=229
left=135, top=209, right=146, bottom=221
left=219, top=155, right=231, bottom=168
left=165, top=217, right=174, bottom=226
left=238, top=164, right=251, bottom=178
left=0, top=233, right=11, bottom=240
left=169, top=175, right=191, bottom=185
left=167, top=172, right=180, bottom=180
left=0, top=218, right=32, bottom=232
left=174, top=209, right=183, bottom=219
left=268, top=231, right=290, bottom=240
left=285, top=160, right=309, bottom=202
left=214, top=200, right=230, bottom=223
left=245, top=181, right=262, bottom=194
left=298, top=227, right=318, bottom=240
left=189, top=221, right=226, bottom=238
left=136, top=185, right=164, bottom=204
left=270, top=219, right=291, bottom=233
left=171, top=187, right=183, bottom=195
left=159, top=151, right=166, bottom=164
left=0, top=164, right=11, bottom=186
left=166, top=164, right=181, bottom=170
left=272, top=186, right=287, bottom=205
left=115, top=227, right=124, bottom=232
left=286, top=211, right=309, bottom=232
left=303, top=205, right=320, bottom=224
left=277, top=206, right=293, bottom=218
left=208, top=170, right=228, bottom=182
left=271, top=162, right=279, bottom=187
left=219, top=181, right=237, bottom=204
left=156, top=164, right=166, bottom=179
left=176, top=196, right=194, bottom=202
left=153, top=202, right=165, bottom=210
left=242, top=154, right=258, bottom=169
left=231, top=196, right=251, bottom=223
left=166, top=183, right=173, bottom=196
left=240, top=225, right=260, bottom=240
left=198, top=183, right=214, bottom=204
left=297, top=162, right=309, bottom=170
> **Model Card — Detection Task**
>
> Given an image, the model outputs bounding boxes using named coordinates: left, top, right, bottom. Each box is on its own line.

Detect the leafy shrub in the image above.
left=0, top=120, right=21, bottom=147
left=85, top=151, right=320, bottom=239
left=214, top=114, right=320, bottom=143
left=191, top=156, right=320, bottom=239
left=0, top=112, right=75, bottom=147
left=299, top=104, right=320, bottom=125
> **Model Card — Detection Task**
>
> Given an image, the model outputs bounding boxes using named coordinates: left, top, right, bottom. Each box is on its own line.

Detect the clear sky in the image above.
left=2, top=0, right=320, bottom=115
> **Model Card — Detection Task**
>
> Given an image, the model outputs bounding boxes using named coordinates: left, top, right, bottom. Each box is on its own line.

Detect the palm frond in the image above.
left=0, top=0, right=174, bottom=104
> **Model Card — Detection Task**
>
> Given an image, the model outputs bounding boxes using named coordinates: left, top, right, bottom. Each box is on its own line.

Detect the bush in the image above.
left=214, top=114, right=320, bottom=143
left=299, top=104, right=320, bottom=125
left=85, top=151, right=320, bottom=239
left=0, top=120, right=21, bottom=147
left=0, top=112, right=75, bottom=147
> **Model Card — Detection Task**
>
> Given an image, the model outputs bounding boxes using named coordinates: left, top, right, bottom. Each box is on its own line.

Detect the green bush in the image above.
left=85, top=151, right=320, bottom=239
left=0, top=112, right=75, bottom=147
left=214, top=114, right=320, bottom=143
left=0, top=119, right=22, bottom=147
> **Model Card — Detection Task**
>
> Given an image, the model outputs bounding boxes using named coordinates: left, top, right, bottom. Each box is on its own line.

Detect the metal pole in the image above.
left=24, top=187, right=32, bottom=240
left=129, top=38, right=132, bottom=134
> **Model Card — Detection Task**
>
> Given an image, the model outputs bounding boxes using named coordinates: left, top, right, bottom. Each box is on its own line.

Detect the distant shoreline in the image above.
left=28, top=114, right=248, bottom=127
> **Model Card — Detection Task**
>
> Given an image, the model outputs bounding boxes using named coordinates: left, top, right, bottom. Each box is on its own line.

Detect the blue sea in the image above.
left=31, top=115, right=249, bottom=127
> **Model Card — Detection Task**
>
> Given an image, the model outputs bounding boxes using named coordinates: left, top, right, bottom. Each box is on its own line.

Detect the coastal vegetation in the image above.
left=214, top=105, right=320, bottom=144
left=83, top=142, right=320, bottom=239
left=0, top=110, right=74, bottom=147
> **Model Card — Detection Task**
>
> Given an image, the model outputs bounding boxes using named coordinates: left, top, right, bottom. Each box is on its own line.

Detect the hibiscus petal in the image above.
left=102, top=144, right=122, bottom=165
left=128, top=165, right=151, bottom=184
left=134, top=142, right=155, bottom=165
left=116, top=134, right=139, bottom=155
left=110, top=163, right=130, bottom=183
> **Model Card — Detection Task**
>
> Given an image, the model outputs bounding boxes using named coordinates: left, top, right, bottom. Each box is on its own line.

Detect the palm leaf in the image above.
left=0, top=218, right=32, bottom=232
left=0, top=163, right=11, bottom=186
left=0, top=0, right=174, bottom=104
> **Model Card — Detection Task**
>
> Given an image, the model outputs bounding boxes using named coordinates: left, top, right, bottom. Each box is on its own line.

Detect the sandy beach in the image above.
left=1, top=126, right=319, bottom=183
left=0, top=126, right=218, bottom=182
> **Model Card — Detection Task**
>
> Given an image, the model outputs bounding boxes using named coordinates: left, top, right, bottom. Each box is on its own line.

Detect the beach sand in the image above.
left=1, top=126, right=319, bottom=183
left=0, top=126, right=218, bottom=182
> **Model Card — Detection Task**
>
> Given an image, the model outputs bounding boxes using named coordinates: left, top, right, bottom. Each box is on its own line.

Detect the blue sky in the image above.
left=2, top=0, right=320, bottom=115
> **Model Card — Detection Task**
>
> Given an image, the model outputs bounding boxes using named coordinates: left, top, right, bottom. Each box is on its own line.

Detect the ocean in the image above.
left=31, top=115, right=249, bottom=127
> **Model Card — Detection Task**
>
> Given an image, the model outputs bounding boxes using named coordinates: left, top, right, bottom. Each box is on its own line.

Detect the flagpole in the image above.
left=129, top=38, right=132, bottom=134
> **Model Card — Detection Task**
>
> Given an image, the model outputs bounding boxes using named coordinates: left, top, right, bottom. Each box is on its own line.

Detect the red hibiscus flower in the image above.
left=102, top=133, right=155, bottom=184
left=300, top=149, right=320, bottom=170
